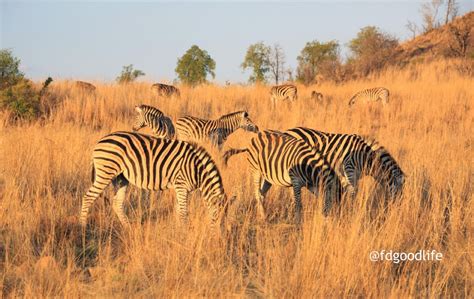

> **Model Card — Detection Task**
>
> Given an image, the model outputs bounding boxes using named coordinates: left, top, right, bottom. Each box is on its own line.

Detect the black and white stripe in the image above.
left=176, top=111, right=259, bottom=149
left=151, top=83, right=180, bottom=97
left=348, top=87, right=389, bottom=106
left=284, top=127, right=404, bottom=197
left=223, top=131, right=341, bottom=222
left=270, top=84, right=297, bottom=105
left=80, top=131, right=229, bottom=229
left=132, top=104, right=175, bottom=139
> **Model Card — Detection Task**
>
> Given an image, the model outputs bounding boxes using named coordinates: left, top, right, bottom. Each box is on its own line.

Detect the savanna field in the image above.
left=0, top=60, right=472, bottom=297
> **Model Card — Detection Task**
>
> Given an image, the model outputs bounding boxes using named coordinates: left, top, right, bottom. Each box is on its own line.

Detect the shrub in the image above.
left=0, top=79, right=40, bottom=120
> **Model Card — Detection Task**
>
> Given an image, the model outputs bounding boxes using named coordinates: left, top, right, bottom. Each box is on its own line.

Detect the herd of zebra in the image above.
left=79, top=83, right=402, bottom=233
left=75, top=81, right=390, bottom=106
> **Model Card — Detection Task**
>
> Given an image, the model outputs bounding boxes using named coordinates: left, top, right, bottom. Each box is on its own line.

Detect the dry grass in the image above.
left=0, top=59, right=473, bottom=297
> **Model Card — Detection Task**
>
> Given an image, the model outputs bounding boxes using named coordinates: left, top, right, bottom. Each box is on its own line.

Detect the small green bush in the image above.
left=0, top=79, right=40, bottom=120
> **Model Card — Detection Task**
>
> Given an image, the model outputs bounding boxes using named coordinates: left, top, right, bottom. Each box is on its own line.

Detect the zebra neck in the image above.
left=215, top=118, right=239, bottom=136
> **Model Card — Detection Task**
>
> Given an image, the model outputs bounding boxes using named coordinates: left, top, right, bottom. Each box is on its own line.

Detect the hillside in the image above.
left=393, top=11, right=474, bottom=65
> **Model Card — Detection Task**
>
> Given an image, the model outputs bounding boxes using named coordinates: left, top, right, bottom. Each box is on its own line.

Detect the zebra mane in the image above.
left=218, top=111, right=246, bottom=120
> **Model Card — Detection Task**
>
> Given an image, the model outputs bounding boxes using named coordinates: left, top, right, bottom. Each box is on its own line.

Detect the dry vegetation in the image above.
left=0, top=59, right=473, bottom=297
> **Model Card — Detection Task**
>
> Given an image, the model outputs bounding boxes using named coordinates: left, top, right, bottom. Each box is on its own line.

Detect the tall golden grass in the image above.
left=0, top=60, right=472, bottom=297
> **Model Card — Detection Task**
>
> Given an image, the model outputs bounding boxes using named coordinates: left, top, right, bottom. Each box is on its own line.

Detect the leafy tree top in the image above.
left=175, top=45, right=216, bottom=86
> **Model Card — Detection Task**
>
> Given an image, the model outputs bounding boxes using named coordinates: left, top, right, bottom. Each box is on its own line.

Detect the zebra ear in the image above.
left=135, top=105, right=142, bottom=113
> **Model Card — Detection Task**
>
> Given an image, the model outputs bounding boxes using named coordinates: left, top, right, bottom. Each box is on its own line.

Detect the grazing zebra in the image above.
left=132, top=104, right=175, bottom=139
left=75, top=81, right=96, bottom=93
left=80, top=131, right=229, bottom=230
left=348, top=87, right=389, bottom=106
left=176, top=111, right=259, bottom=149
left=223, top=131, right=342, bottom=223
left=270, top=84, right=298, bottom=106
left=311, top=91, right=324, bottom=101
left=284, top=127, right=404, bottom=197
left=151, top=83, right=180, bottom=97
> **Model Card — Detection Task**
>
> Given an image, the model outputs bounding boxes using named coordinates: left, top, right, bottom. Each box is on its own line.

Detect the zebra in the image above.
left=132, top=104, right=176, bottom=139
left=175, top=111, right=259, bottom=149
left=270, top=84, right=297, bottom=106
left=311, top=91, right=324, bottom=101
left=348, top=87, right=389, bottom=106
left=284, top=127, right=404, bottom=197
left=80, top=131, right=230, bottom=231
left=223, top=131, right=342, bottom=223
left=151, top=83, right=180, bottom=97
left=75, top=81, right=96, bottom=93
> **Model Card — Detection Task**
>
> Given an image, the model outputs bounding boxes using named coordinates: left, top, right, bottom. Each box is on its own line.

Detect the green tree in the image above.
left=1, top=49, right=24, bottom=90
left=241, top=42, right=271, bottom=84
left=348, top=26, right=398, bottom=76
left=175, top=45, right=216, bottom=86
left=116, top=64, right=145, bottom=84
left=296, top=40, right=339, bottom=85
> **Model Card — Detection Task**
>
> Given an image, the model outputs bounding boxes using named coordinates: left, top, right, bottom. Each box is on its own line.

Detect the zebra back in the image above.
left=176, top=111, right=258, bottom=148
left=348, top=87, right=389, bottom=106
left=270, top=84, right=298, bottom=103
left=151, top=83, right=180, bottom=97
left=133, top=104, right=175, bottom=139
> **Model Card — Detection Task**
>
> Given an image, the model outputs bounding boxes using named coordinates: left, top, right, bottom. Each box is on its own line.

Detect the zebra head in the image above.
left=132, top=104, right=164, bottom=132
left=132, top=105, right=147, bottom=131
left=239, top=111, right=259, bottom=133
left=372, top=150, right=405, bottom=197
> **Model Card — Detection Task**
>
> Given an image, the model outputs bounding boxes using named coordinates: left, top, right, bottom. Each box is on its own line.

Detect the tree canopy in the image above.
left=116, top=64, right=145, bottom=84
left=176, top=45, right=216, bottom=86
left=296, top=40, right=340, bottom=85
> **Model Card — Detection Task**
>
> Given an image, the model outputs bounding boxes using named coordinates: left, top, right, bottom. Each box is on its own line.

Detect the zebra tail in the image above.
left=222, top=148, right=248, bottom=167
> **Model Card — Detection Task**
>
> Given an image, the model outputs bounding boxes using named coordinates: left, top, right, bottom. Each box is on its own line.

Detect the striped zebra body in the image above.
left=151, top=83, right=180, bottom=97
left=176, top=111, right=259, bottom=149
left=75, top=81, right=96, bottom=93
left=223, top=131, right=341, bottom=222
left=270, top=84, right=298, bottom=106
left=348, top=87, right=389, bottom=106
left=133, top=104, right=175, bottom=139
left=284, top=127, right=404, bottom=197
left=80, top=131, right=228, bottom=229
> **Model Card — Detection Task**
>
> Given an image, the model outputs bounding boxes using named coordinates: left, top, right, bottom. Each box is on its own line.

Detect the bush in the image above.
left=0, top=79, right=40, bottom=120
left=348, top=26, right=399, bottom=76
left=116, top=65, right=145, bottom=84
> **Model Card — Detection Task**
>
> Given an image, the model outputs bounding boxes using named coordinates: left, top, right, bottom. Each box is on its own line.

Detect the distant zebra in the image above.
left=132, top=104, right=175, bottom=139
left=80, top=131, right=229, bottom=230
left=223, top=131, right=342, bottom=222
left=348, top=87, right=389, bottom=106
left=270, top=84, right=297, bottom=106
left=152, top=83, right=180, bottom=97
left=311, top=91, right=324, bottom=101
left=284, top=127, right=404, bottom=197
left=75, top=81, right=96, bottom=93
left=176, top=111, right=259, bottom=149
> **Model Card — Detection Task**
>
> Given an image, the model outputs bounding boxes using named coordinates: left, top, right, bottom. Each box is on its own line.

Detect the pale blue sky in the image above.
left=1, top=1, right=473, bottom=83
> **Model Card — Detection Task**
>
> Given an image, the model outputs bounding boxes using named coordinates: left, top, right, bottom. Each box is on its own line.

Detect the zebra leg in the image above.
left=111, top=176, right=130, bottom=227
left=80, top=168, right=116, bottom=227
left=252, top=171, right=266, bottom=221
left=290, top=176, right=303, bottom=224
left=341, top=159, right=358, bottom=197
left=174, top=186, right=189, bottom=224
